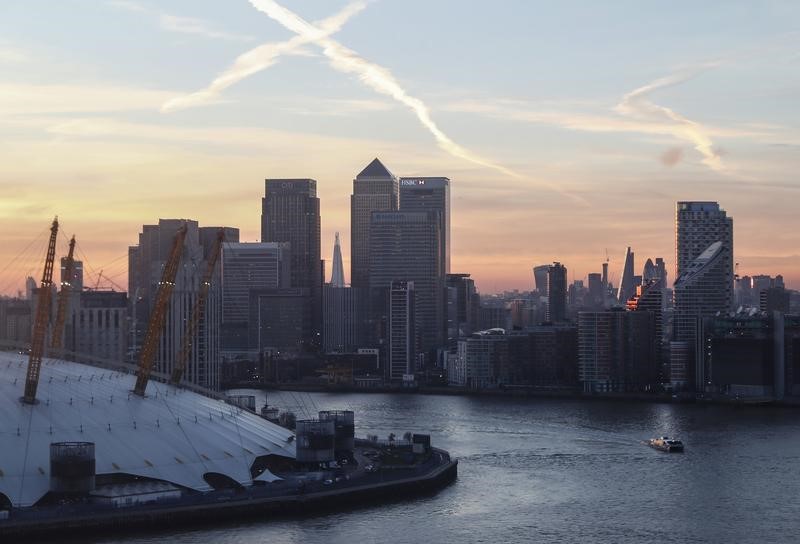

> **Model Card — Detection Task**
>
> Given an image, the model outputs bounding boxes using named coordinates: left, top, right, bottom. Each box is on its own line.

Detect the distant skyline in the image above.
left=1, top=0, right=799, bottom=295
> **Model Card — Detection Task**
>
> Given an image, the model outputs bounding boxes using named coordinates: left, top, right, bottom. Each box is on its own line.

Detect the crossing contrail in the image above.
left=161, top=1, right=368, bottom=112
left=247, top=0, right=520, bottom=178
left=615, top=66, right=724, bottom=172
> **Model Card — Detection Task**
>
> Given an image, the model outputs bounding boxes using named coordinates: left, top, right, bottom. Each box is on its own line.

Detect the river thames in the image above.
left=89, top=392, right=800, bottom=544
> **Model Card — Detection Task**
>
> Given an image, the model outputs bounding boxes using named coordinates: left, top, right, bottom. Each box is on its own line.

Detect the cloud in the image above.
left=107, top=0, right=253, bottom=42
left=660, top=147, right=683, bottom=167
left=0, top=45, right=29, bottom=64
left=615, top=65, right=724, bottom=172
left=246, top=0, right=519, bottom=179
left=161, top=1, right=368, bottom=112
left=158, top=14, right=254, bottom=42
left=0, top=83, right=175, bottom=115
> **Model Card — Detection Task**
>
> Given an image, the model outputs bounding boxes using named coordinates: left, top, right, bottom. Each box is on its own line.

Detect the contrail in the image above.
left=248, top=0, right=520, bottom=179
left=161, top=1, right=368, bottom=112
left=615, top=66, right=724, bottom=172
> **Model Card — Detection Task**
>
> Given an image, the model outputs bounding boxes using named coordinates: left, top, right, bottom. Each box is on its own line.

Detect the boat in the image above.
left=648, top=436, right=684, bottom=452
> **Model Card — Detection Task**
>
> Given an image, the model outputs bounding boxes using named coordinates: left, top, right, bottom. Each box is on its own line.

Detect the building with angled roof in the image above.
left=350, top=159, right=398, bottom=288
left=673, top=241, right=729, bottom=389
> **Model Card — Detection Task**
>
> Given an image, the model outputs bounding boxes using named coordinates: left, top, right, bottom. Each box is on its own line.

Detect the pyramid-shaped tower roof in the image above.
left=356, top=158, right=395, bottom=179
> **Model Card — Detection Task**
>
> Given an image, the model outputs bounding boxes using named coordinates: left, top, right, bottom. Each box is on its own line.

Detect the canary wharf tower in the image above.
left=350, top=158, right=398, bottom=288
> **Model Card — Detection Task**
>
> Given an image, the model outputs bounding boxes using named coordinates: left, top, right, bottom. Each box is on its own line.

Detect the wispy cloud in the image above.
left=246, top=0, right=519, bottom=179
left=161, top=1, right=367, bottom=112
left=615, top=65, right=724, bottom=172
left=107, top=0, right=253, bottom=42
left=0, top=83, right=175, bottom=115
left=0, top=45, right=29, bottom=64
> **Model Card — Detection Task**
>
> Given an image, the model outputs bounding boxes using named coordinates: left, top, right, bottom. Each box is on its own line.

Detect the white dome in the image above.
left=0, top=353, right=295, bottom=507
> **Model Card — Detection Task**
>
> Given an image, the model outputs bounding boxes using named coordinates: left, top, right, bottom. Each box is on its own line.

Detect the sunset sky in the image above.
left=1, top=0, right=799, bottom=296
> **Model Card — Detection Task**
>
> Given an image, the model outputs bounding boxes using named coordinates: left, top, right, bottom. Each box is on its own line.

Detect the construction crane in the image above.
left=23, top=217, right=59, bottom=404
left=171, top=229, right=224, bottom=385
left=133, top=224, right=187, bottom=397
left=50, top=235, right=76, bottom=352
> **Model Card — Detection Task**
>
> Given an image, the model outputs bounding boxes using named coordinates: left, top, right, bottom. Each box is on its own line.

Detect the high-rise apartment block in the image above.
left=676, top=201, right=733, bottom=308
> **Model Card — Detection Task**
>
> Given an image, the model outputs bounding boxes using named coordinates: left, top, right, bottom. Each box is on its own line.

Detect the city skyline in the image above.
left=2, top=1, right=800, bottom=294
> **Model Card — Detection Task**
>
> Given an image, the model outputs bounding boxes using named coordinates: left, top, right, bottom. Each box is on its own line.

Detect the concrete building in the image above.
left=0, top=298, right=32, bottom=343
left=388, top=280, right=416, bottom=383
left=249, top=288, right=308, bottom=355
left=368, top=211, right=444, bottom=361
left=547, top=262, right=567, bottom=322
left=351, top=158, right=398, bottom=288
left=261, top=179, right=322, bottom=348
left=128, top=219, right=222, bottom=390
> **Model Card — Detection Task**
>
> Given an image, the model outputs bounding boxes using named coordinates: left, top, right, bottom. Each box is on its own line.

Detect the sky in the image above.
left=1, top=0, right=799, bottom=295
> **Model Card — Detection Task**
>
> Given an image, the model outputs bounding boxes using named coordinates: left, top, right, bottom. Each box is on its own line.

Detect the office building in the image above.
left=261, top=179, right=322, bottom=348
left=323, top=232, right=363, bottom=353
left=446, top=273, right=478, bottom=351
left=618, top=247, right=636, bottom=304
left=455, top=328, right=509, bottom=389
left=351, top=158, right=398, bottom=288
left=399, top=177, right=450, bottom=274
left=368, top=211, right=444, bottom=360
left=547, top=262, right=567, bottom=322
left=533, top=265, right=550, bottom=296
left=220, top=242, right=290, bottom=357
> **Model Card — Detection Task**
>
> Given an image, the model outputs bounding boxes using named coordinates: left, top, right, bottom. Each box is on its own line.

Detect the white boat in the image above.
left=648, top=436, right=684, bottom=453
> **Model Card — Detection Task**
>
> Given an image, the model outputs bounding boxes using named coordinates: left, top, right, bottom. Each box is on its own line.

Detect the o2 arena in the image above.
left=0, top=219, right=456, bottom=538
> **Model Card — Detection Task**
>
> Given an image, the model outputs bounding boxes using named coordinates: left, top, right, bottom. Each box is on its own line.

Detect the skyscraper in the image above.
left=676, top=201, right=733, bottom=309
left=547, top=262, right=567, bottom=322
left=399, top=177, right=450, bottom=274
left=261, top=179, right=322, bottom=348
left=533, top=265, right=550, bottom=296
left=618, top=247, right=636, bottom=303
left=350, top=158, right=398, bottom=288
left=330, top=232, right=346, bottom=287
left=368, top=211, right=443, bottom=360
left=673, top=241, right=730, bottom=389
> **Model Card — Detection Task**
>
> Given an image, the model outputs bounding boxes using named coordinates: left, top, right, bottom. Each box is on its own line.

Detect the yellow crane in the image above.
left=50, top=235, right=76, bottom=352
left=133, top=224, right=187, bottom=397
left=171, top=229, right=224, bottom=385
left=24, top=217, right=59, bottom=404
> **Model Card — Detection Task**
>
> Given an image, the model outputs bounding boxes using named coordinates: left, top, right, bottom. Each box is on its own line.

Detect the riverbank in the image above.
left=0, top=448, right=457, bottom=541
left=226, top=382, right=800, bottom=407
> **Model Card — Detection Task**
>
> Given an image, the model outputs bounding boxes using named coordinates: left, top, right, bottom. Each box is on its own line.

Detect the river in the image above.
left=89, top=390, right=800, bottom=544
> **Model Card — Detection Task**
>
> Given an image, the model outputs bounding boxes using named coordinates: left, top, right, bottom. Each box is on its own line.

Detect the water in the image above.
left=89, top=391, right=800, bottom=544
